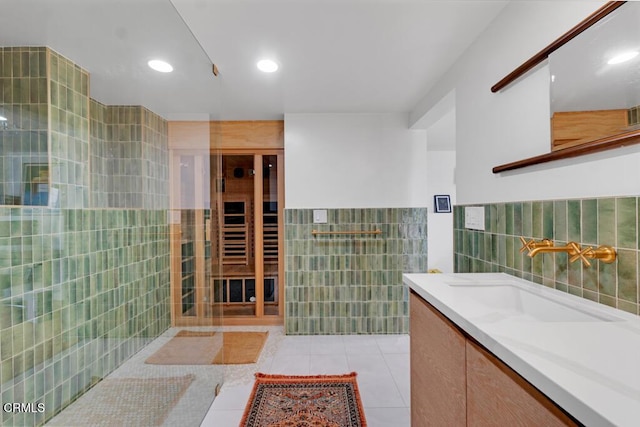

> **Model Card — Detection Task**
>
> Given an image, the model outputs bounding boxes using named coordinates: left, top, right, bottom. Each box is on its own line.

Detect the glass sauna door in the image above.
left=213, top=153, right=283, bottom=320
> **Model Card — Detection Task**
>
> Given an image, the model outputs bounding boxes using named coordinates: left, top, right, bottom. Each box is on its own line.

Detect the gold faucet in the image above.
left=527, top=241, right=580, bottom=258
left=520, top=237, right=617, bottom=267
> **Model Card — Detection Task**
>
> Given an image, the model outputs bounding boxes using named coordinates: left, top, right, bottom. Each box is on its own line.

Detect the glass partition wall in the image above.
left=0, top=2, right=223, bottom=426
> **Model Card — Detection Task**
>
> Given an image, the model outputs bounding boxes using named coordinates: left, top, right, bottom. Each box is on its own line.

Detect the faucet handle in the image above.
left=519, top=236, right=553, bottom=254
left=569, top=243, right=617, bottom=267
left=519, top=236, right=533, bottom=253
left=569, top=243, right=592, bottom=267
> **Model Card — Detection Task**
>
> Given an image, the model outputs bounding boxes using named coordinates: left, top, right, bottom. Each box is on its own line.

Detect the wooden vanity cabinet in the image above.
left=410, top=291, right=577, bottom=427
left=410, top=291, right=466, bottom=426
left=466, top=340, right=575, bottom=426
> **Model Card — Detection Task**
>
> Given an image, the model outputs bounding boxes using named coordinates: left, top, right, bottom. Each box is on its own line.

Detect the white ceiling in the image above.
left=0, top=0, right=509, bottom=121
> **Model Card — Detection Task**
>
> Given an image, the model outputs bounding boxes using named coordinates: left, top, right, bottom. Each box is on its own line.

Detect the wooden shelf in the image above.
left=492, top=130, right=640, bottom=173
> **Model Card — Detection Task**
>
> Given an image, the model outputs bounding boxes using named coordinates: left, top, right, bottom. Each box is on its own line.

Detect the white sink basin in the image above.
left=446, top=281, right=621, bottom=322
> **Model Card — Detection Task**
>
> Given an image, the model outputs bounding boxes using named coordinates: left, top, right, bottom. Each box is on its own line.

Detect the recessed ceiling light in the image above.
left=148, top=59, right=173, bottom=73
left=257, top=59, right=278, bottom=73
left=607, top=51, right=638, bottom=65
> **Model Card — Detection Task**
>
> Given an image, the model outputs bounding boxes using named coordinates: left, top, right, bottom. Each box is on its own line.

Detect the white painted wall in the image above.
left=427, top=150, right=455, bottom=272
left=284, top=113, right=428, bottom=208
left=425, top=108, right=456, bottom=273
left=411, top=1, right=640, bottom=205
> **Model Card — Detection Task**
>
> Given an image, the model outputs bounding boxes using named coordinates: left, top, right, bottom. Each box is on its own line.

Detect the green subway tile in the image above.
left=531, top=201, right=545, bottom=239
left=505, top=236, right=514, bottom=269
left=490, top=233, right=498, bottom=264
left=567, top=256, right=582, bottom=287
left=513, top=244, right=523, bottom=271
left=513, top=203, right=523, bottom=236
left=598, top=294, right=617, bottom=309
left=567, top=200, right=582, bottom=243
left=568, top=285, right=582, bottom=297
left=534, top=253, right=564, bottom=283
left=616, top=198, right=637, bottom=250
left=0, top=211, right=10, bottom=237
left=542, top=201, right=553, bottom=239
left=555, top=282, right=568, bottom=293
left=598, top=198, right=616, bottom=246
left=505, top=204, right=514, bottom=235
left=597, top=257, right=616, bottom=297
left=616, top=249, right=638, bottom=303
left=582, top=264, right=598, bottom=292
left=555, top=246, right=568, bottom=284
left=487, top=204, right=497, bottom=234
left=582, top=199, right=597, bottom=245
left=553, top=200, right=567, bottom=242
left=497, top=204, right=506, bottom=234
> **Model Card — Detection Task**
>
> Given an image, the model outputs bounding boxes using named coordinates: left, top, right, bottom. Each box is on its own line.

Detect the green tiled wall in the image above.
left=91, top=104, right=169, bottom=209
left=0, top=47, right=49, bottom=206
left=89, top=99, right=109, bottom=208
left=140, top=107, right=169, bottom=209
left=284, top=208, right=428, bottom=334
left=0, top=47, right=90, bottom=209
left=0, top=208, right=170, bottom=426
left=1, top=47, right=172, bottom=426
left=101, top=106, right=169, bottom=209
left=49, top=49, right=90, bottom=209
left=454, top=197, right=640, bottom=315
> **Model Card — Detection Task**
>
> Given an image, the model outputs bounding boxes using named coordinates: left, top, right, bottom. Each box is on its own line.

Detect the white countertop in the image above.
left=404, top=272, right=640, bottom=427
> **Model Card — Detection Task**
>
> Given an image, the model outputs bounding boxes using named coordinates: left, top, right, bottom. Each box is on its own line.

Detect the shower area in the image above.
left=0, top=2, right=238, bottom=426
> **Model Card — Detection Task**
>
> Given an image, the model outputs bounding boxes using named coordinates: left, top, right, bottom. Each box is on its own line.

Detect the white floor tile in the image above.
left=383, top=353, right=411, bottom=406
left=274, top=335, right=312, bottom=356
left=200, top=409, right=244, bottom=427
left=356, top=376, right=406, bottom=408
left=375, top=334, right=410, bottom=354
left=210, top=384, right=253, bottom=411
left=266, top=354, right=310, bottom=375
left=364, top=407, right=411, bottom=427
left=308, top=335, right=346, bottom=355
left=343, top=335, right=381, bottom=355
left=346, top=353, right=393, bottom=379
left=309, top=353, right=350, bottom=375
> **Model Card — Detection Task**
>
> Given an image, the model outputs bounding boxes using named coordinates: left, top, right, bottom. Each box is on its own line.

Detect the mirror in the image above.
left=492, top=1, right=640, bottom=173
left=549, top=1, right=640, bottom=151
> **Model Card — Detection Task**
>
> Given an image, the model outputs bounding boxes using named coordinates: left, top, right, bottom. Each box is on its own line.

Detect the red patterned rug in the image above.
left=240, top=372, right=367, bottom=427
